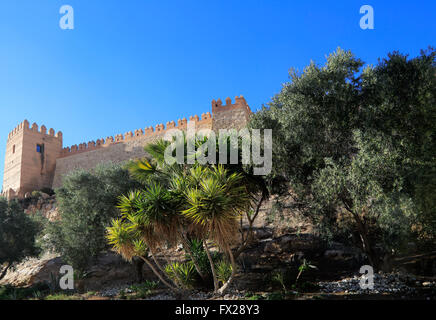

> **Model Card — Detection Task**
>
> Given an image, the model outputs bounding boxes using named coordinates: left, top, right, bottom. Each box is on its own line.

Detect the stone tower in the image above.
left=2, top=120, right=62, bottom=198
left=212, top=96, right=251, bottom=131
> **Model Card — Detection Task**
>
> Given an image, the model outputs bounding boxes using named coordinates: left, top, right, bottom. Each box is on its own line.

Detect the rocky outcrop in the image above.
left=0, top=252, right=154, bottom=291
left=0, top=253, right=63, bottom=287
left=20, top=193, right=60, bottom=221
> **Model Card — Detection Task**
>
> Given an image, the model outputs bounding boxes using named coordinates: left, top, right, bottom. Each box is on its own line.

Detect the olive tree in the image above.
left=250, top=47, right=436, bottom=270
left=0, top=198, right=39, bottom=280
left=44, top=163, right=140, bottom=272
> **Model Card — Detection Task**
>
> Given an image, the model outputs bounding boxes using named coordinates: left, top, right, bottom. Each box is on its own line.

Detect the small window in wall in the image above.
left=36, top=144, right=44, bottom=153
left=12, top=145, right=15, bottom=153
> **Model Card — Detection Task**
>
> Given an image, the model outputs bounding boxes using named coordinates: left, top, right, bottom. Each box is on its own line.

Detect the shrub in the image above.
left=43, top=163, right=140, bottom=272
left=250, top=48, right=436, bottom=269
left=216, top=260, right=232, bottom=285
left=165, top=262, right=197, bottom=289
left=0, top=283, right=49, bottom=300
left=0, top=198, right=40, bottom=280
left=128, top=281, right=159, bottom=299
left=186, top=238, right=220, bottom=277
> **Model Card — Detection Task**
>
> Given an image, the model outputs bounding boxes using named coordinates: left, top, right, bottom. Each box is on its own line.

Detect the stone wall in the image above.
left=53, top=131, right=167, bottom=188
left=3, top=96, right=252, bottom=197
left=53, top=96, right=251, bottom=189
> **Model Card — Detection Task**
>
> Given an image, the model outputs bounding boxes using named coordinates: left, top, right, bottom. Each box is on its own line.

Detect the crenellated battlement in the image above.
left=211, top=95, right=252, bottom=115
left=3, top=96, right=252, bottom=198
left=7, top=119, right=63, bottom=142
left=58, top=111, right=213, bottom=158
left=3, top=120, right=63, bottom=199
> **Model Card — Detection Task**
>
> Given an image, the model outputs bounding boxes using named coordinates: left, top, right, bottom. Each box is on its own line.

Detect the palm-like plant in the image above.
left=106, top=219, right=177, bottom=290
left=109, top=186, right=182, bottom=291
left=183, top=166, right=249, bottom=246
left=182, top=165, right=250, bottom=293
left=106, top=218, right=136, bottom=260
left=107, top=134, right=268, bottom=295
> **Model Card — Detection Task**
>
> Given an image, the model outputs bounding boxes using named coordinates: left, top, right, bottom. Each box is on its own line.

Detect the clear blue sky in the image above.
left=0, top=0, right=435, bottom=189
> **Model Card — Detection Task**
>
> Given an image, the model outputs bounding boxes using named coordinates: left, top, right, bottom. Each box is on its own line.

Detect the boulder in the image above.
left=0, top=252, right=154, bottom=291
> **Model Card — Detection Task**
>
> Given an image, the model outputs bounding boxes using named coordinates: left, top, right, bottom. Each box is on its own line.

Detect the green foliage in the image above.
left=296, top=259, right=317, bottom=282
left=250, top=47, right=436, bottom=267
left=184, top=238, right=223, bottom=286
left=165, top=261, right=196, bottom=289
left=245, top=293, right=265, bottom=300
left=0, top=198, right=40, bottom=278
left=185, top=238, right=216, bottom=276
left=266, top=292, right=284, bottom=300
left=29, top=211, right=49, bottom=257
left=250, top=48, right=363, bottom=190
left=272, top=271, right=286, bottom=291
left=0, top=283, right=49, bottom=300
left=108, top=164, right=250, bottom=293
left=128, top=281, right=158, bottom=299
left=44, top=293, right=80, bottom=300
left=215, top=260, right=232, bottom=285
left=32, top=290, right=44, bottom=300
left=111, top=127, right=269, bottom=293
left=44, top=163, right=140, bottom=272
left=182, top=166, right=251, bottom=248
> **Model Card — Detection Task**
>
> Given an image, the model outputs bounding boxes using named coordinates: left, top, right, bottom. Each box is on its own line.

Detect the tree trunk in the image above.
left=344, top=203, right=380, bottom=271
left=139, top=256, right=178, bottom=291
left=234, top=196, right=264, bottom=260
left=133, top=257, right=144, bottom=283
left=149, top=249, right=173, bottom=282
left=355, top=216, right=379, bottom=270
left=203, top=240, right=219, bottom=292
left=0, top=262, right=12, bottom=281
left=217, top=243, right=238, bottom=295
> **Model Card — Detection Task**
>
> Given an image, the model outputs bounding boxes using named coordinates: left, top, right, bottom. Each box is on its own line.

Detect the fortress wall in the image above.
left=2, top=96, right=252, bottom=198
left=50, top=96, right=251, bottom=190
left=52, top=113, right=213, bottom=188
left=57, top=112, right=212, bottom=159
left=52, top=132, right=166, bottom=188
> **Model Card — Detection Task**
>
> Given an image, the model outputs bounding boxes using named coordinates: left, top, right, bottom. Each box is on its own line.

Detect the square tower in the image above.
left=211, top=95, right=252, bottom=131
left=2, top=120, right=63, bottom=198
